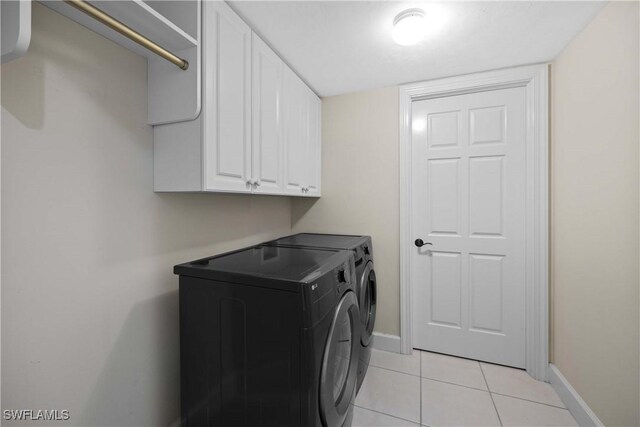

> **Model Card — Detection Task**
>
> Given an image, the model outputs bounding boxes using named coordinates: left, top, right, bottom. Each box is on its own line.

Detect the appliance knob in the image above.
left=337, top=269, right=347, bottom=283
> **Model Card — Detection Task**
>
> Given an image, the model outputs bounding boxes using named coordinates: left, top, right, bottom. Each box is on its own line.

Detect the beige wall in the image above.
left=3, top=2, right=639, bottom=425
left=551, top=2, right=640, bottom=426
left=1, top=5, right=292, bottom=425
left=291, top=87, right=400, bottom=336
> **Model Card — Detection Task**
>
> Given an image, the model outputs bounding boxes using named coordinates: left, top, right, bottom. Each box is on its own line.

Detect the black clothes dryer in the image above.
left=264, top=234, right=377, bottom=394
left=175, top=245, right=361, bottom=427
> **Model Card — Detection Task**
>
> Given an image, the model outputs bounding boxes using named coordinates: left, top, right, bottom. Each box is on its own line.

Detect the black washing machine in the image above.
left=264, top=234, right=377, bottom=393
left=175, top=245, right=360, bottom=427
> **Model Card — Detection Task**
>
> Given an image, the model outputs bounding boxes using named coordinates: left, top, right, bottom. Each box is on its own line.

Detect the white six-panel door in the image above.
left=411, top=87, right=527, bottom=368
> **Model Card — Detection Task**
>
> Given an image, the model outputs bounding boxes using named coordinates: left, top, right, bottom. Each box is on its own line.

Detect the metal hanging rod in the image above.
left=63, top=0, right=189, bottom=70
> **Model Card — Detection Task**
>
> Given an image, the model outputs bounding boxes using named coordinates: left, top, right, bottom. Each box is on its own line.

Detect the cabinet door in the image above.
left=251, top=34, right=284, bottom=195
left=203, top=1, right=252, bottom=192
left=282, top=66, right=308, bottom=196
left=305, top=91, right=321, bottom=197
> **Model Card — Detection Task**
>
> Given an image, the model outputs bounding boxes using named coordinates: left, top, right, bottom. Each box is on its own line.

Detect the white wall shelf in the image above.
left=1, top=0, right=31, bottom=64
left=42, top=0, right=202, bottom=125
left=43, top=0, right=196, bottom=57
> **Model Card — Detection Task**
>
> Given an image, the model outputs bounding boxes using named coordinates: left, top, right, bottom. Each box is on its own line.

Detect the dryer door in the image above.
left=319, top=290, right=360, bottom=427
left=359, top=262, right=377, bottom=346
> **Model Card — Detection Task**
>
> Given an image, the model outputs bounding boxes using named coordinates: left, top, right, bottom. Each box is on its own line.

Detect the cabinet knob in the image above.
left=254, top=180, right=261, bottom=187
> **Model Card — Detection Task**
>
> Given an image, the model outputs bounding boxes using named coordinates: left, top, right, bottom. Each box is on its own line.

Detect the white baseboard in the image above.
left=548, top=364, right=604, bottom=427
left=372, top=332, right=401, bottom=353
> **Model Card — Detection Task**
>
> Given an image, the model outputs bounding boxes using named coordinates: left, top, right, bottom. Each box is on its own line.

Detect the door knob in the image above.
left=414, top=239, right=432, bottom=248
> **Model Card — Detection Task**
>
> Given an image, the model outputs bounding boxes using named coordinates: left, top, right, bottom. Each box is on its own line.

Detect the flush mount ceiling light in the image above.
left=392, top=8, right=427, bottom=46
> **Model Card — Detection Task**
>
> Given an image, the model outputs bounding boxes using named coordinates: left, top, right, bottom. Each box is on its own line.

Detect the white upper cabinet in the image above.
left=203, top=1, right=252, bottom=193
left=306, top=90, right=322, bottom=197
left=283, top=66, right=308, bottom=195
left=283, top=70, right=322, bottom=197
left=153, top=1, right=321, bottom=196
left=252, top=34, right=284, bottom=195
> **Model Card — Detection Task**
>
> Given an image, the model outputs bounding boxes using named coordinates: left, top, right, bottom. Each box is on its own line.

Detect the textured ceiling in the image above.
left=229, top=1, right=606, bottom=97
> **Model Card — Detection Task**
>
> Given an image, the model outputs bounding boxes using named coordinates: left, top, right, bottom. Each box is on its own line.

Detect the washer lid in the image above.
left=175, top=245, right=349, bottom=291
left=268, top=233, right=364, bottom=249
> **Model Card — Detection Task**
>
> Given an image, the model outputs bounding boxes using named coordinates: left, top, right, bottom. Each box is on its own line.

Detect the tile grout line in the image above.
left=480, top=362, right=503, bottom=427
left=370, top=363, right=490, bottom=392
left=421, top=376, right=489, bottom=392
left=368, top=363, right=421, bottom=378
left=489, top=391, right=570, bottom=410
left=352, top=403, right=420, bottom=425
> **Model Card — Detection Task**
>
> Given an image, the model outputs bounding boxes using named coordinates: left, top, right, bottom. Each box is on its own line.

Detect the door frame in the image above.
left=398, top=64, right=549, bottom=381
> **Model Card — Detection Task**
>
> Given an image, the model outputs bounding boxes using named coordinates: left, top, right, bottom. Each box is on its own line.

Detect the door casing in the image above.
left=398, top=64, right=549, bottom=381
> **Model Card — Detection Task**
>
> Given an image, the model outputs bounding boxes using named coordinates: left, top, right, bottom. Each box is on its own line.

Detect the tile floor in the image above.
left=353, top=349, right=578, bottom=427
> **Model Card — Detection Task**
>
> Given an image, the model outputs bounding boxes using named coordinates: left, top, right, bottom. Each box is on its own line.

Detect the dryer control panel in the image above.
left=304, top=253, right=357, bottom=328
